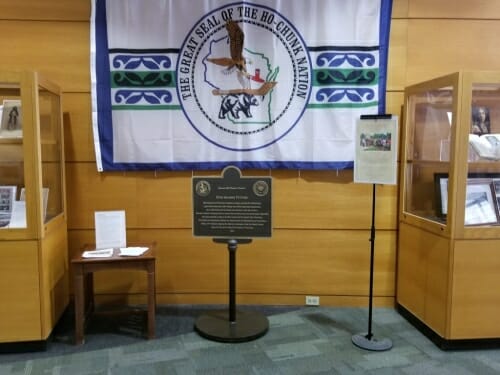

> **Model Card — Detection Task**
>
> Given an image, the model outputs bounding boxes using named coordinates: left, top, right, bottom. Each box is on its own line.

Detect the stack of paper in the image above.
left=82, top=248, right=114, bottom=258
left=119, top=247, right=149, bottom=257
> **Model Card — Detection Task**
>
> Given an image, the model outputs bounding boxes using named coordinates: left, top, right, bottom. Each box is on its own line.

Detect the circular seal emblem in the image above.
left=253, top=180, right=269, bottom=197
left=177, top=3, right=312, bottom=151
left=195, top=180, right=211, bottom=196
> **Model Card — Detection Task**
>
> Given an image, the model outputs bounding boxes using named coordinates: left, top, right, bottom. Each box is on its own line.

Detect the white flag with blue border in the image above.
left=91, top=0, right=392, bottom=171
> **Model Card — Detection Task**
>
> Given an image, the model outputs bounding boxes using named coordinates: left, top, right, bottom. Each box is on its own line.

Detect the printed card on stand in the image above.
left=94, top=210, right=126, bottom=249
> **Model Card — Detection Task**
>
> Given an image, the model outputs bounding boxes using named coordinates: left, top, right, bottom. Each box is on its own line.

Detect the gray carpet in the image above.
left=1, top=306, right=500, bottom=374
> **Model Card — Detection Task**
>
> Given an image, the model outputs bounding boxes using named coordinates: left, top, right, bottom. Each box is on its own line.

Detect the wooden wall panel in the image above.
left=65, top=164, right=193, bottom=228
left=0, top=0, right=90, bottom=20
left=406, top=20, right=500, bottom=86
left=65, top=164, right=141, bottom=228
left=68, top=228, right=396, bottom=302
left=409, top=0, right=500, bottom=19
left=63, top=93, right=94, bottom=162
left=65, top=163, right=398, bottom=230
left=392, top=0, right=409, bottom=19
left=387, top=19, right=408, bottom=91
left=386, top=91, right=404, bottom=117
left=0, top=21, right=89, bottom=92
left=272, top=170, right=398, bottom=230
left=0, top=0, right=408, bottom=24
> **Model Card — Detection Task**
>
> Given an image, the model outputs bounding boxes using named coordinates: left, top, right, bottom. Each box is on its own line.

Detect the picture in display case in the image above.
left=471, top=106, right=491, bottom=136
left=0, top=99, right=22, bottom=137
left=464, top=179, right=498, bottom=226
left=493, top=179, right=500, bottom=215
left=0, top=185, right=17, bottom=228
left=435, top=173, right=500, bottom=225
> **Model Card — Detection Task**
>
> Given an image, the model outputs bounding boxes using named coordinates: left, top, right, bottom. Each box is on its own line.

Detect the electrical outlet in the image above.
left=305, top=295, right=320, bottom=306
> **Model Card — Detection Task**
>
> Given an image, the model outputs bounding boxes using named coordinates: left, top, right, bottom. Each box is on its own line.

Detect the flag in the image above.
left=91, top=0, right=392, bottom=171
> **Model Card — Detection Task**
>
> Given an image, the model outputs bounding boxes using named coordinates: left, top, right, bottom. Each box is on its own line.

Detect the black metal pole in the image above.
left=366, top=183, right=376, bottom=340
left=228, top=239, right=238, bottom=323
left=195, top=238, right=267, bottom=343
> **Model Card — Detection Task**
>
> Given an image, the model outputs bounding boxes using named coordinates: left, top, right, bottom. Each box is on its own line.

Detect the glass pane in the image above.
left=39, top=86, right=63, bottom=223
left=409, top=88, right=454, bottom=162
left=0, top=82, right=26, bottom=228
left=466, top=83, right=500, bottom=227
left=404, top=87, right=453, bottom=223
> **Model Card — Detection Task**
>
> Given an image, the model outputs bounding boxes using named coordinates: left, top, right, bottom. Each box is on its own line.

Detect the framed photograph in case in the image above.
left=464, top=179, right=498, bottom=226
left=0, top=99, right=22, bottom=137
left=492, top=179, right=500, bottom=216
left=0, top=185, right=17, bottom=228
left=471, top=106, right=491, bottom=136
left=435, top=172, right=500, bottom=221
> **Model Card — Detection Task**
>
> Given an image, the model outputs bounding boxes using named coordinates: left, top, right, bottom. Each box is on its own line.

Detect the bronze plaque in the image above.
left=192, top=166, right=272, bottom=238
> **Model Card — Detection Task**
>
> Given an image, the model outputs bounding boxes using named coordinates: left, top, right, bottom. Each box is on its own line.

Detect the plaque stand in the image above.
left=194, top=238, right=269, bottom=343
left=352, top=184, right=393, bottom=351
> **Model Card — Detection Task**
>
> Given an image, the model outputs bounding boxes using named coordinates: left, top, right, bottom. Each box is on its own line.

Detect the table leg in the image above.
left=147, top=262, right=156, bottom=339
left=74, top=266, right=85, bottom=345
left=84, top=273, right=95, bottom=314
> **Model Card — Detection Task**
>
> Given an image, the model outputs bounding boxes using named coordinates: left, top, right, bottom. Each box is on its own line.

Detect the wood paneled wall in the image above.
left=3, top=0, right=500, bottom=307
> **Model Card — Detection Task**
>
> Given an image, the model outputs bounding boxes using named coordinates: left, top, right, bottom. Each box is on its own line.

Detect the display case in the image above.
left=397, top=71, right=500, bottom=349
left=0, top=71, right=68, bottom=347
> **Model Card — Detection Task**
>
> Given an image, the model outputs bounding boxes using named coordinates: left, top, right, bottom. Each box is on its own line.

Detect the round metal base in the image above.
left=352, top=333, right=393, bottom=351
left=194, top=310, right=269, bottom=343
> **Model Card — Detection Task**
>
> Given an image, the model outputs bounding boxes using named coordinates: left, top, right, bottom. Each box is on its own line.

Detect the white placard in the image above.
left=94, top=210, right=126, bottom=249
left=82, top=248, right=114, bottom=258
left=354, top=116, right=399, bottom=185
left=119, top=247, right=149, bottom=257
left=8, top=200, right=27, bottom=228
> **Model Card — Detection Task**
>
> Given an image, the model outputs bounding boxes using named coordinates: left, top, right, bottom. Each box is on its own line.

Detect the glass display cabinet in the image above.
left=397, top=71, right=500, bottom=348
left=0, top=71, right=68, bottom=347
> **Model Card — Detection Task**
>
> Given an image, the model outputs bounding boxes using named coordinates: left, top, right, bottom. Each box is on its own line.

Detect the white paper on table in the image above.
left=94, top=210, right=126, bottom=249
left=82, top=248, right=114, bottom=258
left=119, top=247, right=149, bottom=257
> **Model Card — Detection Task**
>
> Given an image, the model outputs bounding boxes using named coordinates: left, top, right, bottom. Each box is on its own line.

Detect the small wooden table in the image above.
left=71, top=243, right=156, bottom=345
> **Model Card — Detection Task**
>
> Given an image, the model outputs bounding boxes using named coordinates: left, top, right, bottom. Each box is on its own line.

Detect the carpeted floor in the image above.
left=0, top=304, right=299, bottom=363
left=1, top=306, right=500, bottom=374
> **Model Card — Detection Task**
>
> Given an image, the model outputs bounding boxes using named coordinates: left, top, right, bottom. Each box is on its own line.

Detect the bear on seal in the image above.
left=218, top=93, right=259, bottom=119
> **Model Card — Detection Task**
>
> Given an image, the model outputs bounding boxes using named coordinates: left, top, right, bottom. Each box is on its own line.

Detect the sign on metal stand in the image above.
left=192, top=166, right=272, bottom=342
left=352, top=114, right=397, bottom=351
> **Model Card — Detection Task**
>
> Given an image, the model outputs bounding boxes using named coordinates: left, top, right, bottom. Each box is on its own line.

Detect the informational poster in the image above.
left=354, top=115, right=399, bottom=185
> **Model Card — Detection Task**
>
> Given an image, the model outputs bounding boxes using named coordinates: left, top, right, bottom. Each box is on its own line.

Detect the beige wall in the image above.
left=2, top=0, right=500, bottom=307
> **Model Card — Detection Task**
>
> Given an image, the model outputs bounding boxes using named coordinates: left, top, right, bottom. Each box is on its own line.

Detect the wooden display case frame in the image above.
left=0, top=71, right=68, bottom=349
left=397, top=71, right=500, bottom=349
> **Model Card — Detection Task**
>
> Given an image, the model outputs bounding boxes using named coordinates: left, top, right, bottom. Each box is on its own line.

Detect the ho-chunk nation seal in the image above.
left=176, top=3, right=312, bottom=151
